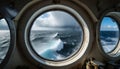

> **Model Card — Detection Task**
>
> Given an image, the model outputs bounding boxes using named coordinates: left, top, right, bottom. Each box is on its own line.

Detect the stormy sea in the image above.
left=0, top=30, right=118, bottom=62
left=100, top=31, right=119, bottom=53
left=30, top=30, right=119, bottom=60
left=30, top=30, right=82, bottom=60
left=0, top=31, right=10, bottom=63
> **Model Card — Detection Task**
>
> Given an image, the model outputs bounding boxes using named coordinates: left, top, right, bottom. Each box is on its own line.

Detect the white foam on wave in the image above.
left=103, top=45, right=115, bottom=53
left=31, top=32, right=64, bottom=55
left=32, top=38, right=65, bottom=60
left=0, top=30, right=9, bottom=32
left=106, top=37, right=118, bottom=42
left=101, top=37, right=118, bottom=53
left=56, top=54, right=65, bottom=60
left=50, top=39, right=63, bottom=51
left=39, top=38, right=63, bottom=54
left=31, top=32, right=65, bottom=60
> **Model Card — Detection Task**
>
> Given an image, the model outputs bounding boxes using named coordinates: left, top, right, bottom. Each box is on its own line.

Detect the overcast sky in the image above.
left=31, top=11, right=81, bottom=31
left=0, top=12, right=118, bottom=31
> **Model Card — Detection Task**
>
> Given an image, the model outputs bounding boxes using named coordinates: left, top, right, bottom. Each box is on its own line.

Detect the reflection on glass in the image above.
left=0, top=19, right=10, bottom=63
left=30, top=11, right=83, bottom=60
left=100, top=17, right=119, bottom=53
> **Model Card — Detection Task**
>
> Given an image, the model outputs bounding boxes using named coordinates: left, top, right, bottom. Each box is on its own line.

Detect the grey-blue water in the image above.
left=30, top=31, right=119, bottom=60
left=0, top=31, right=118, bottom=62
left=100, top=31, right=119, bottom=52
left=0, top=31, right=10, bottom=63
left=30, top=30, right=82, bottom=60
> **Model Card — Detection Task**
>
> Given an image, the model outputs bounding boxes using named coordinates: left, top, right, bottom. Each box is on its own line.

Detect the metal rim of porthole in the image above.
left=0, top=10, right=16, bottom=68
left=97, top=12, right=120, bottom=60
left=16, top=0, right=96, bottom=68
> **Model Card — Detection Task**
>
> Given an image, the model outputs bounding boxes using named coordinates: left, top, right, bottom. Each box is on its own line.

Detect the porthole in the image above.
left=30, top=11, right=83, bottom=61
left=98, top=12, right=120, bottom=58
left=100, top=17, right=119, bottom=53
left=24, top=5, right=90, bottom=66
left=0, top=10, right=15, bottom=68
left=17, top=0, right=94, bottom=67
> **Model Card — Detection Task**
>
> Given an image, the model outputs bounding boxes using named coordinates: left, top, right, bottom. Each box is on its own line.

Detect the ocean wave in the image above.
left=103, top=45, right=115, bottom=53
left=31, top=32, right=59, bottom=41
left=30, top=31, right=82, bottom=60
left=32, top=38, right=64, bottom=60
left=101, top=37, right=118, bottom=52
left=40, top=49, right=65, bottom=60
left=31, top=32, right=66, bottom=60
left=0, top=31, right=10, bottom=63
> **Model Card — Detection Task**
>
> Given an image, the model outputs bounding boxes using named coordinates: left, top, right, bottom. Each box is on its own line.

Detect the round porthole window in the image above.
left=30, top=11, right=83, bottom=61
left=17, top=0, right=93, bottom=67
left=100, top=17, right=119, bottom=53
left=23, top=5, right=90, bottom=66
left=0, top=11, right=15, bottom=68
left=99, top=14, right=120, bottom=57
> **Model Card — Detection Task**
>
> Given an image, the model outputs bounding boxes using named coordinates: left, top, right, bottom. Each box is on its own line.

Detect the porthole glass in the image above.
left=100, top=17, right=119, bottom=53
left=0, top=18, right=10, bottom=63
left=30, top=11, right=83, bottom=60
